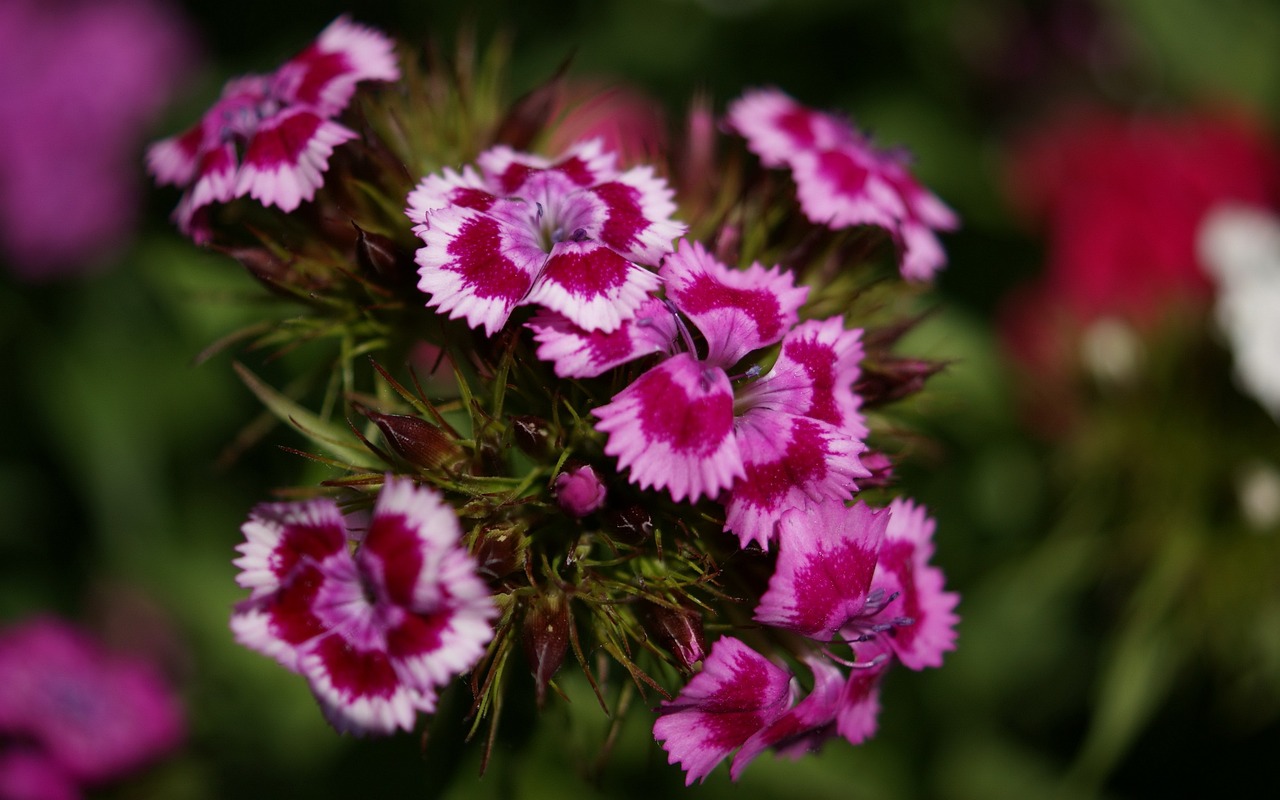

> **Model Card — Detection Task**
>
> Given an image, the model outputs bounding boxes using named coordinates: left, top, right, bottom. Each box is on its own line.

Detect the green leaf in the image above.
left=232, top=362, right=373, bottom=467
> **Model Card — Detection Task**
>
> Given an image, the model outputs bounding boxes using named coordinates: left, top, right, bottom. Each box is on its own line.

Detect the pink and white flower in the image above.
left=849, top=498, right=960, bottom=670
left=408, top=139, right=685, bottom=335
left=652, top=637, right=793, bottom=785
left=147, top=16, right=398, bottom=240
left=230, top=477, right=497, bottom=735
left=753, top=500, right=889, bottom=640
left=654, top=640, right=891, bottom=784
left=726, top=87, right=958, bottom=281
left=545, top=240, right=867, bottom=546
left=729, top=655, right=879, bottom=778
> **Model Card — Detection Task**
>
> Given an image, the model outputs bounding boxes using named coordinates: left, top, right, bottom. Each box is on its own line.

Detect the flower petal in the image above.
left=730, top=656, right=845, bottom=779
left=753, top=500, right=888, bottom=639
left=524, top=239, right=661, bottom=333
left=356, top=479, right=497, bottom=688
left=527, top=299, right=677, bottom=378
left=406, top=165, right=497, bottom=227
left=479, top=139, right=618, bottom=195
left=146, top=123, right=205, bottom=187
left=835, top=659, right=887, bottom=745
left=661, top=239, right=807, bottom=368
left=724, top=413, right=867, bottom=549
left=725, top=87, right=849, bottom=167
left=595, top=353, right=742, bottom=503
left=231, top=562, right=336, bottom=672
left=176, top=140, right=239, bottom=232
left=866, top=499, right=959, bottom=670
left=414, top=205, right=543, bottom=335
left=278, top=15, right=399, bottom=114
left=234, top=108, right=356, bottom=212
left=653, top=637, right=793, bottom=785
left=590, top=166, right=686, bottom=266
left=739, top=317, right=868, bottom=440
left=791, top=147, right=905, bottom=230
left=233, top=498, right=349, bottom=598
left=300, top=628, right=434, bottom=735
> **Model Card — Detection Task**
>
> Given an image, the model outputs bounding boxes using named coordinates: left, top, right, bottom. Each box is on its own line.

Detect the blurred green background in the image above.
left=4, top=0, right=1280, bottom=797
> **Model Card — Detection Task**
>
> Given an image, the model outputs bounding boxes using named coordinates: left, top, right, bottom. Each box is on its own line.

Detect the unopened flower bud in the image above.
left=218, top=245, right=315, bottom=296
left=511, top=415, right=551, bottom=458
left=358, top=405, right=464, bottom=470
left=472, top=522, right=527, bottom=581
left=604, top=503, right=653, bottom=545
left=858, top=451, right=894, bottom=489
left=641, top=601, right=706, bottom=671
left=855, top=357, right=947, bottom=408
left=521, top=591, right=570, bottom=709
left=553, top=464, right=606, bottom=518
left=353, top=222, right=411, bottom=284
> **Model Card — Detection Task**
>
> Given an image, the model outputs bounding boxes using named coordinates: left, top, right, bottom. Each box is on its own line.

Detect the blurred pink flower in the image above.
left=0, top=0, right=195, bottom=279
left=548, top=81, right=669, bottom=168
left=1004, top=106, right=1280, bottom=325
left=0, top=748, right=80, bottom=800
left=0, top=617, right=185, bottom=787
left=999, top=107, right=1280, bottom=433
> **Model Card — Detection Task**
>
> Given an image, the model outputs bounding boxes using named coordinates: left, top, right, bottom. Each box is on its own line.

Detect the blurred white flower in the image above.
left=1198, top=204, right=1280, bottom=419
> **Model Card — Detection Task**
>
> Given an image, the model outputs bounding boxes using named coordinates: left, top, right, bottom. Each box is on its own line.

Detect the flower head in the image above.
left=146, top=16, right=398, bottom=240
left=565, top=240, right=867, bottom=546
left=230, top=477, right=498, bottom=735
left=408, top=139, right=685, bottom=335
left=0, top=617, right=184, bottom=785
left=845, top=498, right=959, bottom=670
left=753, top=500, right=889, bottom=640
left=727, top=87, right=958, bottom=280
left=652, top=637, right=793, bottom=785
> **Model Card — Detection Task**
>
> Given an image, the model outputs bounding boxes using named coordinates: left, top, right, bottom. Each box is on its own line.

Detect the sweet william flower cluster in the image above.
left=149, top=17, right=959, bottom=785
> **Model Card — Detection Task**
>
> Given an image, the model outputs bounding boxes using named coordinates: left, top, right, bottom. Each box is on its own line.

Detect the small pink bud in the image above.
left=553, top=464, right=607, bottom=518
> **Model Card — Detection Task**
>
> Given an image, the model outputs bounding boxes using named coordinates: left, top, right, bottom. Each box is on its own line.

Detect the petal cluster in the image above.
left=146, top=16, right=399, bottom=240
left=727, top=88, right=958, bottom=280
left=230, top=477, right=497, bottom=735
left=554, top=239, right=867, bottom=547
left=408, top=139, right=686, bottom=335
left=656, top=498, right=958, bottom=782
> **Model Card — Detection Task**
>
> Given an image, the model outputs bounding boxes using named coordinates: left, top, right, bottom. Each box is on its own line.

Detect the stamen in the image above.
left=726, top=364, right=762, bottom=382
left=819, top=646, right=889, bottom=671
left=663, top=298, right=700, bottom=357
